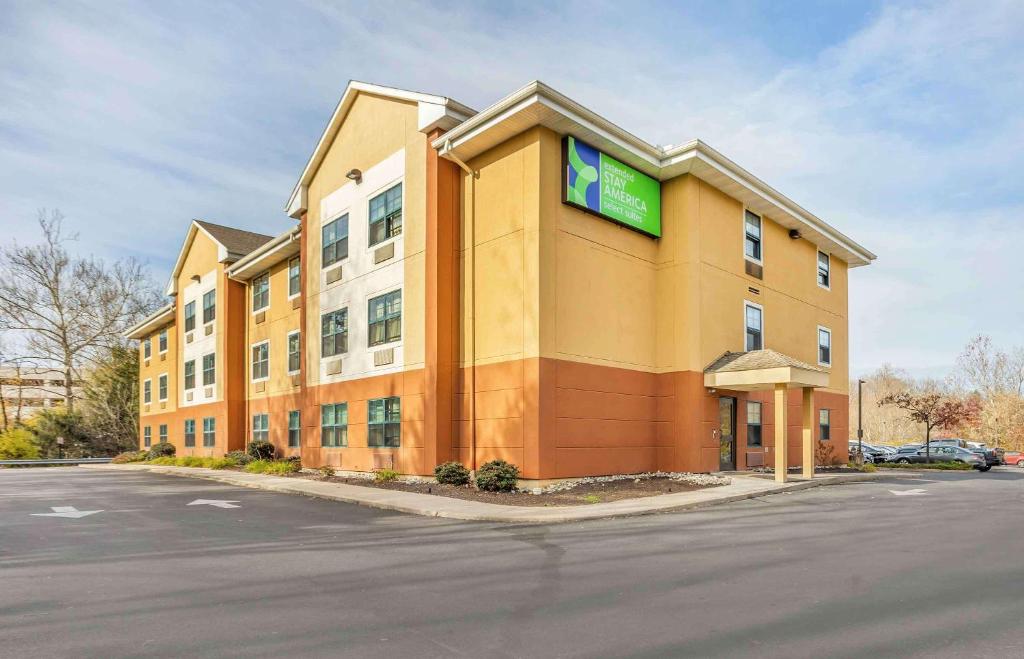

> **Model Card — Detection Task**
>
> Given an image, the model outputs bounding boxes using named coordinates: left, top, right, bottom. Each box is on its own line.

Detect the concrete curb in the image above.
left=81, top=464, right=889, bottom=523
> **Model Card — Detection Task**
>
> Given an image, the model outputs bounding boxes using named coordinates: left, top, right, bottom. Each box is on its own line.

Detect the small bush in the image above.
left=180, top=455, right=205, bottom=467
left=226, top=450, right=252, bottom=465
left=374, top=468, right=399, bottom=483
left=247, top=439, right=276, bottom=461
left=877, top=461, right=972, bottom=471
left=434, top=461, right=471, bottom=486
left=147, top=442, right=176, bottom=459
left=112, top=450, right=149, bottom=464
left=0, top=428, right=40, bottom=460
left=281, top=455, right=301, bottom=468
left=318, top=465, right=335, bottom=480
left=147, top=456, right=177, bottom=466
left=245, top=459, right=271, bottom=474
left=861, top=463, right=878, bottom=473
left=208, top=457, right=237, bottom=470
left=475, top=459, right=520, bottom=492
left=244, top=459, right=297, bottom=474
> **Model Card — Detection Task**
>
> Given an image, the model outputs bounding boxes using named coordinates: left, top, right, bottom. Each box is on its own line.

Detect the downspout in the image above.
left=440, top=140, right=477, bottom=472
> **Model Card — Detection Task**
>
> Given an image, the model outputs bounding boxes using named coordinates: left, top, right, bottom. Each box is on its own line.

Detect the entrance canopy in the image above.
left=703, top=349, right=828, bottom=391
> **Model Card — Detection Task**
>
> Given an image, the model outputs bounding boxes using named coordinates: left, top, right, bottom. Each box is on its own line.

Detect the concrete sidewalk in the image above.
left=82, top=464, right=887, bottom=523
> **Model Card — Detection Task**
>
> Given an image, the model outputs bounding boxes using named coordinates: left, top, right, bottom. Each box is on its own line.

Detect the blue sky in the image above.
left=2, top=0, right=1022, bottom=378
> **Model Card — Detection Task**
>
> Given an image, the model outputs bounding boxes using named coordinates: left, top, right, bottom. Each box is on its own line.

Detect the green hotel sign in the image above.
left=563, top=136, right=661, bottom=238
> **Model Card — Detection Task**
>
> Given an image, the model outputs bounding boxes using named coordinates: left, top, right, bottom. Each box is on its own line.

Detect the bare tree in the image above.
left=955, top=335, right=1024, bottom=397
left=0, top=210, right=161, bottom=411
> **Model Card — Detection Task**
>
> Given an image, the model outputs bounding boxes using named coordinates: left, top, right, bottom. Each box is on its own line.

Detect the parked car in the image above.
left=848, top=442, right=888, bottom=464
left=892, top=446, right=989, bottom=471
left=969, top=446, right=1005, bottom=468
left=1003, top=451, right=1024, bottom=467
left=893, top=445, right=923, bottom=458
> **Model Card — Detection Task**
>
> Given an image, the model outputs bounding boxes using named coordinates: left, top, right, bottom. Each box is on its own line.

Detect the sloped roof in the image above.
left=194, top=220, right=273, bottom=257
left=705, top=349, right=825, bottom=374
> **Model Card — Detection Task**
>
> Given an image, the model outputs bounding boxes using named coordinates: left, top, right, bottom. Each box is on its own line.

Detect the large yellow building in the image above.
left=126, top=80, right=874, bottom=481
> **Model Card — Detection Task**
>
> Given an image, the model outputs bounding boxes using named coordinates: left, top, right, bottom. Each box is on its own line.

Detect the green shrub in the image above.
left=434, top=461, right=471, bottom=486
left=244, top=459, right=271, bottom=474
left=207, top=457, right=237, bottom=470
left=247, top=439, right=276, bottom=461
left=226, top=450, right=252, bottom=465
left=111, top=450, right=148, bottom=464
left=245, top=459, right=297, bottom=475
left=318, top=465, right=335, bottom=480
left=148, top=456, right=177, bottom=466
left=0, top=428, right=40, bottom=460
left=281, top=455, right=301, bottom=468
left=147, top=442, right=176, bottom=459
left=180, top=455, right=205, bottom=467
left=374, top=468, right=399, bottom=483
left=877, top=461, right=972, bottom=471
left=862, top=463, right=878, bottom=473
left=475, top=459, right=520, bottom=492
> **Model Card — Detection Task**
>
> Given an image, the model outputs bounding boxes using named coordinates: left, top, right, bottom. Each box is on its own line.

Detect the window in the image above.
left=287, top=331, right=301, bottom=374
left=143, top=379, right=152, bottom=404
left=368, top=183, right=402, bottom=246
left=184, top=419, right=196, bottom=447
left=321, top=309, right=348, bottom=357
left=252, top=413, right=269, bottom=441
left=744, top=210, right=762, bottom=262
left=747, top=401, right=762, bottom=447
left=202, top=290, right=216, bottom=324
left=184, top=301, right=196, bottom=332
left=202, top=353, right=215, bottom=386
left=817, top=251, right=830, bottom=289
left=158, top=424, right=168, bottom=443
left=322, top=215, right=348, bottom=267
left=251, top=342, right=269, bottom=381
left=202, top=417, right=216, bottom=447
left=744, top=302, right=763, bottom=351
left=288, top=410, right=301, bottom=448
left=368, top=397, right=401, bottom=447
left=143, top=339, right=151, bottom=360
left=252, top=273, right=269, bottom=312
left=288, top=257, right=301, bottom=297
left=158, top=374, right=168, bottom=401
left=368, top=290, right=401, bottom=347
left=158, top=329, right=168, bottom=353
left=819, top=409, right=831, bottom=441
left=143, top=426, right=151, bottom=447
left=321, top=403, right=348, bottom=447
left=184, top=360, right=195, bottom=390
left=818, top=327, right=832, bottom=366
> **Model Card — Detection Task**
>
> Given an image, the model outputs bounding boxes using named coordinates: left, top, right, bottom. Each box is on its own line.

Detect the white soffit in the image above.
left=434, top=81, right=875, bottom=267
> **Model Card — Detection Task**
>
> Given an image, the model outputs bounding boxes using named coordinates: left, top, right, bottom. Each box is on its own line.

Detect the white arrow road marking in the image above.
left=31, top=506, right=104, bottom=519
left=890, top=489, right=929, bottom=496
left=187, top=499, right=240, bottom=508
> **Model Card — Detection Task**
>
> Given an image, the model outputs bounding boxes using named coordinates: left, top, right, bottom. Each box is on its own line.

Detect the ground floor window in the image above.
left=288, top=410, right=301, bottom=448
left=321, top=403, right=347, bottom=447
left=184, top=419, right=195, bottom=447
left=158, top=424, right=167, bottom=443
left=746, top=401, right=762, bottom=447
left=368, top=396, right=401, bottom=447
left=143, top=426, right=151, bottom=447
left=819, top=409, right=831, bottom=441
left=252, top=413, right=269, bottom=441
left=203, top=417, right=216, bottom=447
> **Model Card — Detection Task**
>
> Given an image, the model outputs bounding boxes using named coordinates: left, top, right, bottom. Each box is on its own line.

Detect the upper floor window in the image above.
left=202, top=353, right=215, bottom=386
left=368, top=290, right=401, bottom=347
left=819, top=409, right=831, bottom=441
left=287, top=331, right=301, bottom=374
left=321, top=403, right=348, bottom=447
left=252, top=273, right=269, bottom=312
left=817, top=251, right=830, bottom=289
left=744, top=210, right=762, bottom=262
left=251, top=342, right=269, bottom=381
left=288, top=410, right=301, bottom=448
left=288, top=257, right=301, bottom=297
left=744, top=302, right=763, bottom=352
left=818, top=327, right=832, bottom=366
left=143, top=379, right=152, bottom=404
left=368, top=397, right=401, bottom=447
left=184, top=359, right=195, bottom=390
left=158, top=373, right=168, bottom=401
left=369, top=183, right=402, bottom=246
left=202, top=290, right=216, bottom=324
left=158, top=329, right=168, bottom=353
left=321, top=309, right=348, bottom=358
left=746, top=401, right=762, bottom=447
left=143, top=338, right=151, bottom=360
left=184, top=301, right=196, bottom=332
left=322, top=214, right=348, bottom=267
left=252, top=413, right=269, bottom=441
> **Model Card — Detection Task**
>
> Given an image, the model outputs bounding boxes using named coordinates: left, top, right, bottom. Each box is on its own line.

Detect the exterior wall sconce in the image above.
left=346, top=169, right=362, bottom=183
left=788, top=229, right=801, bottom=240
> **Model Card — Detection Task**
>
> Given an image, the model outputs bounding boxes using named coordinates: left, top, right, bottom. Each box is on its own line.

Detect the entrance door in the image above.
left=719, top=397, right=737, bottom=471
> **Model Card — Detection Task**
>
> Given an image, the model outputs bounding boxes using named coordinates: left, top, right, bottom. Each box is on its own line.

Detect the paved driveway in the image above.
left=2, top=467, right=1023, bottom=658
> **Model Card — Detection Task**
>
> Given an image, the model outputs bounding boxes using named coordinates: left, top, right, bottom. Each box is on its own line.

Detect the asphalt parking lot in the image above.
left=2, top=467, right=1024, bottom=658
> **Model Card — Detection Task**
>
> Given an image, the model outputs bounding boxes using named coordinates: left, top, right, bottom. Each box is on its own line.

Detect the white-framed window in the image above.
left=322, top=214, right=349, bottom=268
left=143, top=339, right=151, bottom=360
left=287, top=330, right=301, bottom=374
left=143, top=426, right=151, bottom=447
left=184, top=301, right=196, bottom=332
left=251, top=413, right=269, bottom=441
left=368, top=290, right=401, bottom=347
left=158, top=328, right=168, bottom=353
left=251, top=341, right=269, bottom=381
left=252, top=272, right=270, bottom=312
left=202, top=289, right=216, bottom=324
left=744, top=301, right=763, bottom=352
left=158, top=373, right=168, bottom=401
left=321, top=308, right=348, bottom=358
left=368, top=183, right=403, bottom=247
left=818, top=326, right=832, bottom=366
left=143, top=378, right=152, bottom=404
left=202, top=353, right=215, bottom=386
left=184, top=359, right=195, bottom=390
left=744, top=210, right=762, bottom=263
left=288, top=257, right=301, bottom=298
left=817, top=251, right=831, bottom=289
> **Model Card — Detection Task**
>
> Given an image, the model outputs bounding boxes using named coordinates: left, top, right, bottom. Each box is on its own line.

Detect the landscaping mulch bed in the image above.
left=287, top=472, right=724, bottom=507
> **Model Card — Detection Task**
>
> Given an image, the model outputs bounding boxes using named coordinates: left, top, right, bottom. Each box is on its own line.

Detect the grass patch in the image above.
left=147, top=456, right=238, bottom=469
left=374, top=468, right=399, bottom=483
left=244, top=459, right=299, bottom=475
left=582, top=494, right=602, bottom=504
left=877, top=461, right=972, bottom=471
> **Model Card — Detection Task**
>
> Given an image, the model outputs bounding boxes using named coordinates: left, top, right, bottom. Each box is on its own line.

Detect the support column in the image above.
left=802, top=387, right=815, bottom=480
left=774, top=384, right=788, bottom=483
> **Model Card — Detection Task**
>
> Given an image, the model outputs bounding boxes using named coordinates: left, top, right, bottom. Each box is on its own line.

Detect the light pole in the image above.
left=857, top=379, right=865, bottom=463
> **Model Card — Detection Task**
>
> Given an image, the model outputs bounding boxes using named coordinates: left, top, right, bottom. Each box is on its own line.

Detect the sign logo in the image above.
left=563, top=136, right=661, bottom=238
